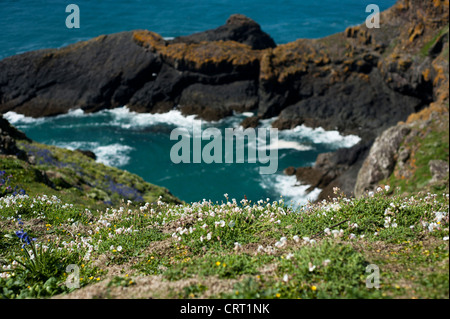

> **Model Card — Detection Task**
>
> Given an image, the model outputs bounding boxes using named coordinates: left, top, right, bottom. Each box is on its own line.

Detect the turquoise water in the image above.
left=1, top=0, right=396, bottom=59
left=1, top=0, right=395, bottom=205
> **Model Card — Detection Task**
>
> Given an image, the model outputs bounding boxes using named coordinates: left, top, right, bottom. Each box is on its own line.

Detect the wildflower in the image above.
left=322, top=259, right=331, bottom=266
left=368, top=191, right=374, bottom=197
left=308, top=262, right=316, bottom=272
left=444, top=237, right=449, bottom=241
left=311, top=286, right=317, bottom=291
left=283, top=274, right=289, bottom=283
left=286, top=253, right=294, bottom=260
left=215, top=261, right=221, bottom=266
left=385, top=185, right=390, bottom=192
left=206, top=232, right=212, bottom=241
left=349, top=233, right=356, bottom=240
left=293, top=235, right=300, bottom=243
left=117, top=246, right=123, bottom=252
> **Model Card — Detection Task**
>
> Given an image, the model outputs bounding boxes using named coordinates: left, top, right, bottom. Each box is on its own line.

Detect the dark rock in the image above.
left=76, top=149, right=97, bottom=160
left=0, top=32, right=162, bottom=117
left=283, top=166, right=296, bottom=176
left=295, top=139, right=372, bottom=199
left=179, top=81, right=259, bottom=121
left=0, top=115, right=29, bottom=160
left=240, top=116, right=260, bottom=129
left=171, top=14, right=276, bottom=50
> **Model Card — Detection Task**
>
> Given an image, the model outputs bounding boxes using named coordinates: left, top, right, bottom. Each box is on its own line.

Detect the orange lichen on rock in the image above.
left=133, top=30, right=261, bottom=71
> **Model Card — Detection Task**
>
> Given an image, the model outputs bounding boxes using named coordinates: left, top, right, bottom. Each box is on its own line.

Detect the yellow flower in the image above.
left=216, top=261, right=221, bottom=266
left=275, top=293, right=281, bottom=298
left=222, top=263, right=227, bottom=267
left=235, top=291, right=239, bottom=295
left=311, top=286, right=317, bottom=291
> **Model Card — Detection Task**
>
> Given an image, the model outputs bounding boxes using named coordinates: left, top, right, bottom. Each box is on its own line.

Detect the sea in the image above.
left=0, top=0, right=396, bottom=207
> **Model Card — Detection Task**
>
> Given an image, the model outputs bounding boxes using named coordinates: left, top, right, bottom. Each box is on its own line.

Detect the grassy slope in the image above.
left=1, top=140, right=181, bottom=212
left=0, top=182, right=448, bottom=299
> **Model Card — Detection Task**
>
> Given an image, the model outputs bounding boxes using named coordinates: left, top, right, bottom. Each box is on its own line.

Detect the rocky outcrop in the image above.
left=170, top=14, right=276, bottom=50
left=0, top=115, right=29, bottom=159
left=354, top=124, right=412, bottom=197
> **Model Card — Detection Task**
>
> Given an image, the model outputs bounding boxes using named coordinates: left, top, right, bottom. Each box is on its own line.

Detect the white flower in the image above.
left=308, top=262, right=316, bottom=272
left=303, top=237, right=311, bottom=243
left=206, top=232, right=212, bottom=241
left=349, top=233, right=356, bottom=240
left=443, top=236, right=449, bottom=241
left=376, top=187, right=382, bottom=193
left=234, top=242, right=242, bottom=250
left=293, top=235, right=300, bottom=243
left=117, top=246, right=123, bottom=252
left=200, top=235, right=204, bottom=242
left=385, top=185, right=390, bottom=192
left=286, top=253, right=294, bottom=260
left=368, top=191, right=374, bottom=197
left=322, top=259, right=331, bottom=266
left=275, top=241, right=285, bottom=248
left=324, top=228, right=331, bottom=235
left=283, top=274, right=289, bottom=283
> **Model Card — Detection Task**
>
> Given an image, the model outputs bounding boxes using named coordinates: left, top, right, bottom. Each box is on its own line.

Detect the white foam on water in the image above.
left=51, top=141, right=100, bottom=151
left=50, top=141, right=133, bottom=167
left=260, top=174, right=321, bottom=208
left=94, top=143, right=134, bottom=167
left=106, top=106, right=204, bottom=130
left=286, top=124, right=361, bottom=148
left=3, top=111, right=46, bottom=125
left=267, top=139, right=313, bottom=151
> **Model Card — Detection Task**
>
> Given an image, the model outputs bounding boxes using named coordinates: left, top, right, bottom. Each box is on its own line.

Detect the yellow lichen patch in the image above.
left=408, top=23, right=424, bottom=43
left=406, top=102, right=449, bottom=123
left=133, top=30, right=261, bottom=70
left=161, top=40, right=261, bottom=69
left=132, top=30, right=166, bottom=51
left=422, top=68, right=431, bottom=81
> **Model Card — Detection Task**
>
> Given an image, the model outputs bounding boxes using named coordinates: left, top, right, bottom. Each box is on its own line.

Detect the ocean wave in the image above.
left=94, top=143, right=134, bottom=167
left=3, top=111, right=46, bottom=125
left=285, top=124, right=361, bottom=148
left=260, top=174, right=321, bottom=208
left=106, top=106, right=205, bottom=130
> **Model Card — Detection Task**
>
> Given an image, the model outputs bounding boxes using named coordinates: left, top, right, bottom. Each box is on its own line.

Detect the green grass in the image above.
left=383, top=117, right=449, bottom=195
left=0, top=185, right=448, bottom=299
left=420, top=25, right=449, bottom=58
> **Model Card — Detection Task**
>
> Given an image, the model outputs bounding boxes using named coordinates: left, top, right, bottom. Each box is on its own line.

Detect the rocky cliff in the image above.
left=0, top=1, right=448, bottom=200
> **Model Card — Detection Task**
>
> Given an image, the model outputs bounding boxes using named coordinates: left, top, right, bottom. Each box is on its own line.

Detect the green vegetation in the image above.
left=383, top=117, right=449, bottom=195
left=0, top=183, right=448, bottom=299
left=0, top=140, right=181, bottom=211
left=420, top=25, right=449, bottom=58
